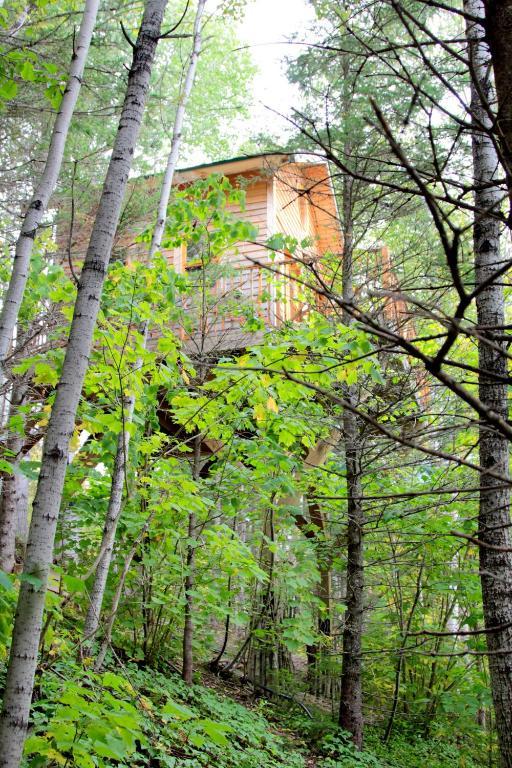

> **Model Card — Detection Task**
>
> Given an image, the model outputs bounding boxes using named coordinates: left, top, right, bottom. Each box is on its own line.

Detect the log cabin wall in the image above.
left=164, top=168, right=275, bottom=351
left=55, top=154, right=343, bottom=352
left=273, top=164, right=320, bottom=323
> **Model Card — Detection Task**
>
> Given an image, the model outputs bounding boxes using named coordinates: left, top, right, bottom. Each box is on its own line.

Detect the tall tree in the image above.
left=82, top=0, right=207, bottom=652
left=0, top=381, right=28, bottom=572
left=0, top=0, right=169, bottom=763
left=149, top=0, right=207, bottom=258
left=466, top=2, right=512, bottom=765
left=485, top=0, right=512, bottom=220
left=0, top=0, right=99, bottom=374
left=338, top=167, right=365, bottom=748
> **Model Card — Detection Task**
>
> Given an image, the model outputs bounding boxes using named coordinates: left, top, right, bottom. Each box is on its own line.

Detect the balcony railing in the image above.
left=170, top=260, right=308, bottom=348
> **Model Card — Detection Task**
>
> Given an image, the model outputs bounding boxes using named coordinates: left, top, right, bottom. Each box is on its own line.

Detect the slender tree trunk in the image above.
left=14, top=471, right=29, bottom=549
left=485, top=0, right=512, bottom=223
left=5, top=2, right=36, bottom=37
left=315, top=565, right=331, bottom=646
left=0, top=0, right=99, bottom=372
left=94, top=511, right=155, bottom=672
left=338, top=403, right=364, bottom=747
left=304, top=501, right=333, bottom=695
left=384, top=560, right=424, bottom=743
left=0, top=382, right=27, bottom=571
left=0, top=3, right=168, bottom=763
left=0, top=457, right=28, bottom=573
left=82, top=407, right=134, bottom=647
left=307, top=563, right=332, bottom=696
left=182, top=432, right=202, bottom=684
left=209, top=513, right=238, bottom=671
left=338, top=173, right=364, bottom=749
left=83, top=0, right=206, bottom=648
left=149, top=0, right=206, bottom=258
left=181, top=508, right=196, bottom=684
left=209, top=584, right=231, bottom=671
left=466, top=4, right=512, bottom=766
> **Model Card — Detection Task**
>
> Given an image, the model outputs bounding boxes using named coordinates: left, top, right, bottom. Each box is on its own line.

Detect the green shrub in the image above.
left=22, top=661, right=306, bottom=768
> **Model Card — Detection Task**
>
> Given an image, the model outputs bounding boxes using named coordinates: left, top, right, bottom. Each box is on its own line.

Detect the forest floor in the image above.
left=198, top=667, right=320, bottom=765
left=193, top=665, right=484, bottom=768
left=20, top=654, right=489, bottom=768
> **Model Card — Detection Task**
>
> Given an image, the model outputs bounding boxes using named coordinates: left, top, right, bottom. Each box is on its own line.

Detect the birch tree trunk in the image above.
left=338, top=172, right=365, bottom=749
left=466, top=3, right=512, bottom=766
left=82, top=408, right=134, bottom=647
left=0, top=382, right=27, bottom=572
left=94, top=511, right=155, bottom=672
left=0, top=2, right=168, bottom=763
left=83, top=0, right=206, bottom=649
left=149, top=0, right=206, bottom=258
left=14, top=472, right=29, bottom=550
left=0, top=0, right=99, bottom=372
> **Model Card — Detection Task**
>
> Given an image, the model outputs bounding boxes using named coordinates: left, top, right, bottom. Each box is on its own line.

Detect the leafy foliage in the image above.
left=22, top=662, right=306, bottom=768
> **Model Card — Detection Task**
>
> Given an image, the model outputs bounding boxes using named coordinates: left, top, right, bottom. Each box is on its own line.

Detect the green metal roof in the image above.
left=175, top=151, right=293, bottom=174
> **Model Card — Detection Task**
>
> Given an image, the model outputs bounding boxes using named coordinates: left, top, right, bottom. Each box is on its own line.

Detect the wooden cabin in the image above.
left=162, top=153, right=343, bottom=353
left=59, top=152, right=342, bottom=355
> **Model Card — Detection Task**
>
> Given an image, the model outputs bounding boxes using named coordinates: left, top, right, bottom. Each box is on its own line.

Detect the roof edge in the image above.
left=175, top=151, right=294, bottom=174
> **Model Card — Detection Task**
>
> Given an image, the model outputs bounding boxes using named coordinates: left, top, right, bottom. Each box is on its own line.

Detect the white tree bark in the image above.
left=94, top=511, right=155, bottom=671
left=465, top=3, right=512, bottom=767
left=149, top=0, right=206, bottom=257
left=83, top=0, right=207, bottom=649
left=0, top=383, right=27, bottom=572
left=0, top=1, right=168, bottom=764
left=82, top=392, right=137, bottom=646
left=0, top=0, right=100, bottom=373
left=14, top=473, right=29, bottom=548
left=5, top=2, right=36, bottom=37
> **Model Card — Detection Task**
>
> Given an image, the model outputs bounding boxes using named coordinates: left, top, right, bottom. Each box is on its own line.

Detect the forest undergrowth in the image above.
left=6, top=647, right=486, bottom=768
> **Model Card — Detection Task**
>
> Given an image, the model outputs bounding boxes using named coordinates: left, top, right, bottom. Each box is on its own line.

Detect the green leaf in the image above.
left=161, top=699, right=196, bottom=721
left=0, top=570, right=14, bottom=592
left=8, top=413, right=24, bottom=435
left=45, top=83, right=63, bottom=110
left=19, top=572, right=44, bottom=591
left=102, top=671, right=131, bottom=693
left=0, top=460, right=14, bottom=475
left=33, top=362, right=59, bottom=387
left=72, top=746, right=95, bottom=768
left=20, top=60, right=36, bottom=81
left=188, top=732, right=206, bottom=748
left=24, top=735, right=50, bottom=754
left=0, top=80, right=17, bottom=100
left=18, top=461, right=40, bottom=480
left=93, top=735, right=128, bottom=760
left=62, top=574, right=86, bottom=593
left=196, top=718, right=232, bottom=747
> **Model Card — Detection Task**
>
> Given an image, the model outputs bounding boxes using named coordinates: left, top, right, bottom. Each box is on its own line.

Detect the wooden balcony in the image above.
left=57, top=154, right=343, bottom=357
left=165, top=259, right=309, bottom=355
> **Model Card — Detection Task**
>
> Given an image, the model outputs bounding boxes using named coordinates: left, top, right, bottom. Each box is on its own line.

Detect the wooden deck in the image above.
left=164, top=258, right=309, bottom=354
